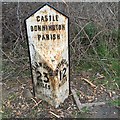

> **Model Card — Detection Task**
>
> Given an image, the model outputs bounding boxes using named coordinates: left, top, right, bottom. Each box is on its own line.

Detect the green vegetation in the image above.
left=2, top=105, right=12, bottom=118
left=72, top=23, right=119, bottom=90
left=8, top=93, right=17, bottom=101
left=81, top=106, right=90, bottom=113
left=84, top=22, right=99, bottom=40
left=108, top=99, right=120, bottom=107
left=72, top=107, right=90, bottom=118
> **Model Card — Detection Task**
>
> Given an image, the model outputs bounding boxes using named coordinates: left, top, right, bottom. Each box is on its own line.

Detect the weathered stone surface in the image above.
left=25, top=4, right=69, bottom=108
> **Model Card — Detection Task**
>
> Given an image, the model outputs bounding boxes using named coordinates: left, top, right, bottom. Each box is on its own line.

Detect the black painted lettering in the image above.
left=37, top=82, right=40, bottom=86
left=53, top=34, right=56, bottom=40
left=43, top=72, right=49, bottom=83
left=55, top=25, right=59, bottom=30
left=34, top=25, right=37, bottom=31
left=62, top=24, right=65, bottom=30
left=41, top=16, right=44, bottom=22
left=36, top=16, right=40, bottom=22
left=59, top=68, right=67, bottom=81
left=46, top=34, right=49, bottom=40
left=42, top=25, right=46, bottom=31
left=45, top=15, right=48, bottom=22
left=49, top=34, right=52, bottom=40
left=42, top=35, right=46, bottom=40
left=48, top=85, right=50, bottom=89
left=36, top=71, right=42, bottom=82
left=31, top=26, right=33, bottom=32
left=35, top=62, right=39, bottom=68
left=63, top=68, right=66, bottom=78
left=49, top=25, right=51, bottom=30
left=38, top=25, right=41, bottom=31
left=49, top=15, right=51, bottom=21
left=44, top=84, right=47, bottom=88
left=57, top=34, right=60, bottom=39
left=56, top=15, right=58, bottom=21
left=59, top=25, right=61, bottom=30
left=38, top=35, right=41, bottom=41
left=45, top=25, right=48, bottom=31
left=39, top=62, right=42, bottom=67
left=53, top=16, right=55, bottom=21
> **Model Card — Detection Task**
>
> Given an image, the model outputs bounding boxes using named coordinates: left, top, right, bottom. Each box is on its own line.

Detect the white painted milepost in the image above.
left=25, top=3, right=69, bottom=107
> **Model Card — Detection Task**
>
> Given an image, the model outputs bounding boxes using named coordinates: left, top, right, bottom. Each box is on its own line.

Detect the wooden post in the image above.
left=25, top=3, right=69, bottom=108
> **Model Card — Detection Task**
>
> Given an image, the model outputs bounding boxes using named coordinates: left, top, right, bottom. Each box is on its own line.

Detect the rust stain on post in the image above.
left=25, top=3, right=69, bottom=108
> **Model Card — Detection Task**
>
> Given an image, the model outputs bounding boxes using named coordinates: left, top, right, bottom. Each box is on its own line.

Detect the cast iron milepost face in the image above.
left=25, top=4, right=69, bottom=107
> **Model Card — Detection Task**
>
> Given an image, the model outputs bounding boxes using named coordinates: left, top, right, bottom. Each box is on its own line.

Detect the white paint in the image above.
left=26, top=4, right=69, bottom=107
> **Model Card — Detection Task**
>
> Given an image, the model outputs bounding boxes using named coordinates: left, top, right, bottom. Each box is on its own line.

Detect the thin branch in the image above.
left=2, top=22, right=17, bottom=38
left=1, top=48, right=14, bottom=64
left=70, top=21, right=91, bottom=45
left=107, top=6, right=116, bottom=17
left=81, top=77, right=97, bottom=88
left=74, top=22, right=112, bottom=78
left=49, top=111, right=60, bottom=118
left=31, top=99, right=42, bottom=109
left=11, top=37, right=20, bottom=53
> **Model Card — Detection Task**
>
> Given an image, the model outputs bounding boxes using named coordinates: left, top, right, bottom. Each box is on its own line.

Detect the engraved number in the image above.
left=36, top=71, right=49, bottom=83
left=36, top=71, right=42, bottom=82
left=43, top=72, right=49, bottom=83
left=60, top=68, right=66, bottom=81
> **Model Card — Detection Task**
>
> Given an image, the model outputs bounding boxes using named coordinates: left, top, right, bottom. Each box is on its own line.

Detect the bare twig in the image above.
left=31, top=97, right=38, bottom=104
left=49, top=111, right=60, bottom=118
left=61, top=0, right=68, bottom=7
left=31, top=99, right=42, bottom=109
left=74, top=22, right=112, bottom=78
left=1, top=48, right=14, bottom=64
left=11, top=37, right=20, bottom=53
left=81, top=77, right=97, bottom=88
left=77, top=90, right=95, bottom=102
left=2, top=22, right=17, bottom=38
left=107, top=6, right=116, bottom=17
left=70, top=22, right=91, bottom=44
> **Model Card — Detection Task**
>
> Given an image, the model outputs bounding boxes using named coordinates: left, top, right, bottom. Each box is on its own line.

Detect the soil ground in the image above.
left=1, top=74, right=120, bottom=119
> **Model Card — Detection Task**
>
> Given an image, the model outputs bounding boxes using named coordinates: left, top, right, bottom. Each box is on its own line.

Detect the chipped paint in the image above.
left=25, top=4, right=69, bottom=108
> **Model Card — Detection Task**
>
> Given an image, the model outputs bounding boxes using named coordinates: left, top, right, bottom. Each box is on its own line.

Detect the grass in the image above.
left=72, top=107, right=90, bottom=118
left=108, top=99, right=120, bottom=107
left=84, top=22, right=99, bottom=40
left=8, top=93, right=17, bottom=101
left=81, top=107, right=90, bottom=113
left=2, top=105, right=12, bottom=118
left=72, top=23, right=119, bottom=90
left=75, top=59, right=119, bottom=90
left=1, top=93, right=18, bottom=118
